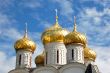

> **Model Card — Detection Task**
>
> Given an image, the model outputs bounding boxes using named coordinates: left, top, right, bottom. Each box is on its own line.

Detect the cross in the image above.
left=74, top=16, right=76, bottom=24
left=25, top=22, right=27, bottom=33
left=24, top=22, right=28, bottom=38
left=55, top=9, right=58, bottom=16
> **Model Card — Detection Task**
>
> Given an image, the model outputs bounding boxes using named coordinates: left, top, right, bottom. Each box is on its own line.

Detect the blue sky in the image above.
left=0, top=0, right=110, bottom=73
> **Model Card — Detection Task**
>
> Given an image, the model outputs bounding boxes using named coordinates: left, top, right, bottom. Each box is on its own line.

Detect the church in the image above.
left=8, top=10, right=100, bottom=73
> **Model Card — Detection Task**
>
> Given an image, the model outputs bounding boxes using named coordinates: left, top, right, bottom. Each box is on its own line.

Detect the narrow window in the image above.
left=57, top=50, right=59, bottom=63
left=72, top=49, right=74, bottom=60
left=19, top=55, right=21, bottom=65
left=30, top=56, right=31, bottom=66
left=46, top=52, right=48, bottom=64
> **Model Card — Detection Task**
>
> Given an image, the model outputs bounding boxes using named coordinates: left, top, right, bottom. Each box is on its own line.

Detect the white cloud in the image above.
left=24, top=2, right=41, bottom=8
left=19, top=0, right=42, bottom=9
left=80, top=0, right=110, bottom=8
left=0, top=0, right=14, bottom=10
left=91, top=46, right=110, bottom=73
left=76, top=7, right=110, bottom=46
left=0, top=12, right=18, bottom=42
left=83, top=7, right=110, bottom=17
left=0, top=51, right=16, bottom=73
left=75, top=7, right=110, bottom=73
left=0, top=13, right=11, bottom=25
left=1, top=28, right=22, bottom=41
left=52, top=0, right=74, bottom=20
left=96, top=0, right=110, bottom=7
left=40, top=21, right=52, bottom=29
left=0, top=13, right=16, bottom=27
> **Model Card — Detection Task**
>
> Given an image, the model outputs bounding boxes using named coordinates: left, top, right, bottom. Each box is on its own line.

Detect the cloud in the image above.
left=80, top=0, right=110, bottom=7
left=76, top=7, right=110, bottom=46
left=73, top=6, right=110, bottom=73
left=0, top=13, right=11, bottom=25
left=0, top=51, right=16, bottom=73
left=95, top=0, right=110, bottom=7
left=0, top=0, right=14, bottom=11
left=1, top=28, right=22, bottom=41
left=0, top=13, right=16, bottom=27
left=19, top=0, right=42, bottom=9
left=91, top=46, right=110, bottom=73
left=38, top=21, right=52, bottom=30
left=52, top=0, right=74, bottom=20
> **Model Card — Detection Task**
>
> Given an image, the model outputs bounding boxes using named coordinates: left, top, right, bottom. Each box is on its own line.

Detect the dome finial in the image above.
left=73, top=16, right=77, bottom=32
left=24, top=22, right=28, bottom=38
left=55, top=9, right=58, bottom=24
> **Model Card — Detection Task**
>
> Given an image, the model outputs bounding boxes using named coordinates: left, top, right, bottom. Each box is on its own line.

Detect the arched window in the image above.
left=57, top=50, right=59, bottom=63
left=19, top=55, right=21, bottom=65
left=46, top=52, right=48, bottom=64
left=72, top=49, right=74, bottom=60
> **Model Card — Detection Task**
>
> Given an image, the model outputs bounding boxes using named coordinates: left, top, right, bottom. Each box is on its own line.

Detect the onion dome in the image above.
left=14, top=23, right=36, bottom=53
left=84, top=47, right=96, bottom=61
left=64, top=16, right=87, bottom=47
left=89, top=49, right=97, bottom=61
left=35, top=51, right=45, bottom=66
left=41, top=9, right=69, bottom=45
left=84, top=47, right=90, bottom=60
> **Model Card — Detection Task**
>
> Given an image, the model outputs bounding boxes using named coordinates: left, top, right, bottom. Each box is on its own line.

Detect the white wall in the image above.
left=32, top=66, right=58, bottom=73
left=44, top=42, right=67, bottom=66
left=61, top=67, right=85, bottom=73
left=16, top=50, right=32, bottom=68
left=59, top=63, right=86, bottom=73
left=8, top=69, right=29, bottom=73
left=66, top=44, right=84, bottom=64
left=34, top=70, right=54, bottom=73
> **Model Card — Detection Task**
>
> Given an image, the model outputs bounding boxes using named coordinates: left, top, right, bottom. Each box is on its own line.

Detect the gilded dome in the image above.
left=89, top=49, right=97, bottom=61
left=14, top=24, right=36, bottom=53
left=64, top=17, right=87, bottom=46
left=84, top=47, right=90, bottom=60
left=41, top=16, right=69, bottom=45
left=84, top=47, right=96, bottom=61
left=35, top=51, right=45, bottom=66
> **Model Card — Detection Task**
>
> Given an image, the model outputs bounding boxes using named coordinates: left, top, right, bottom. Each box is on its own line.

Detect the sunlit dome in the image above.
left=14, top=23, right=36, bottom=53
left=41, top=10, right=69, bottom=45
left=64, top=16, right=87, bottom=47
left=84, top=47, right=96, bottom=61
left=35, top=51, right=45, bottom=66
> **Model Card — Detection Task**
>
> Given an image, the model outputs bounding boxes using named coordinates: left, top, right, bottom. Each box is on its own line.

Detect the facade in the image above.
left=9, top=11, right=100, bottom=73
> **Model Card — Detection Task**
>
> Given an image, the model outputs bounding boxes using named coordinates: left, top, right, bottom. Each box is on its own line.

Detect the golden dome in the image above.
left=35, top=51, right=45, bottom=66
left=41, top=13, right=69, bottom=45
left=64, top=17, right=87, bottom=46
left=84, top=47, right=96, bottom=61
left=89, top=49, right=97, bottom=61
left=14, top=24, right=36, bottom=53
left=84, top=47, right=90, bottom=60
